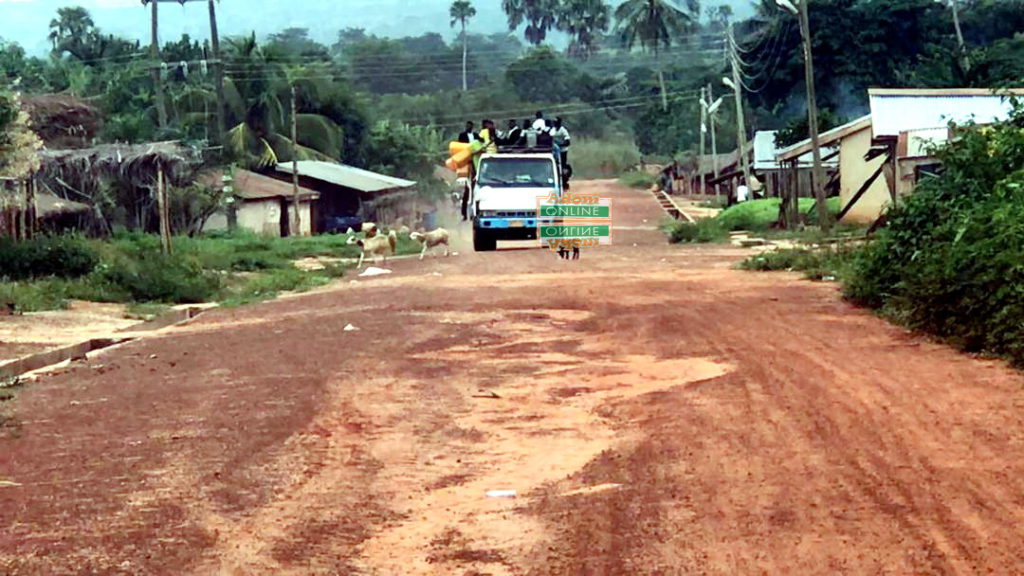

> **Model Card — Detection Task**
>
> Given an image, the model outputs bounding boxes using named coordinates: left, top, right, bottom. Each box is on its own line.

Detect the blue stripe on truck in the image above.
left=478, top=218, right=560, bottom=229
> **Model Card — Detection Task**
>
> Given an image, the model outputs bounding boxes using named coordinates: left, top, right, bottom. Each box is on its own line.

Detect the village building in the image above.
left=272, top=161, right=419, bottom=233
left=777, top=88, right=1024, bottom=224
left=204, top=169, right=319, bottom=237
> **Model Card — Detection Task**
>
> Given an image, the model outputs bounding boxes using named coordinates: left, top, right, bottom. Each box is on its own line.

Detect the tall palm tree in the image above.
left=450, top=0, right=477, bottom=92
left=615, top=0, right=699, bottom=110
left=559, top=0, right=611, bottom=60
left=219, top=34, right=343, bottom=169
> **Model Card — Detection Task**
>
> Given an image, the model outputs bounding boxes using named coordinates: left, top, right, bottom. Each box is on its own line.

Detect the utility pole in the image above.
left=708, top=82, right=720, bottom=201
left=290, top=85, right=301, bottom=237
left=728, top=23, right=752, bottom=188
left=796, top=0, right=830, bottom=231
left=950, top=0, right=970, bottom=73
left=699, top=86, right=707, bottom=196
left=208, top=0, right=227, bottom=145
left=149, top=0, right=168, bottom=130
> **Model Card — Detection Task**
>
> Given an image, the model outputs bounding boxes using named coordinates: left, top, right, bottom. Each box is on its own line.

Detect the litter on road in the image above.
left=485, top=490, right=517, bottom=499
left=359, top=267, right=393, bottom=277
left=343, top=324, right=360, bottom=332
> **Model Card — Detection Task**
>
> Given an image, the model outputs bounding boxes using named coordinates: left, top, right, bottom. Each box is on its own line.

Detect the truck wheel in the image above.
left=473, top=230, right=497, bottom=252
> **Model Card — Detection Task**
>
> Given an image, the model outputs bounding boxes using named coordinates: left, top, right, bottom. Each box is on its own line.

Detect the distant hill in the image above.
left=1, top=0, right=754, bottom=55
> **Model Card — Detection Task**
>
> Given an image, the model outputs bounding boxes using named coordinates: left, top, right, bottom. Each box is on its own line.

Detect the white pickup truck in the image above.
left=468, top=150, right=563, bottom=252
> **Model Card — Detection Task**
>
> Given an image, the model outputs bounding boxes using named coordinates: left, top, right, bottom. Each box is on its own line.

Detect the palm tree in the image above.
left=219, top=34, right=343, bottom=169
left=450, top=0, right=477, bottom=92
left=558, top=0, right=611, bottom=60
left=615, top=0, right=699, bottom=110
left=48, top=6, right=103, bottom=61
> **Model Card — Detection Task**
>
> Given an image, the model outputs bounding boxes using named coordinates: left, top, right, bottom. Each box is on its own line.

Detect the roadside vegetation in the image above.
left=0, top=231, right=418, bottom=313
left=741, top=103, right=1024, bottom=367
left=665, top=197, right=846, bottom=245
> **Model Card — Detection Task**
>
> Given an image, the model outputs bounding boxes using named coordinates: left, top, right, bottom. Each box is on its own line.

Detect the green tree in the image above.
left=506, top=46, right=593, bottom=102
left=221, top=34, right=345, bottom=169
left=502, top=0, right=560, bottom=45
left=48, top=6, right=105, bottom=61
left=450, top=1, right=477, bottom=92
left=615, top=0, right=699, bottom=110
left=559, top=0, right=611, bottom=60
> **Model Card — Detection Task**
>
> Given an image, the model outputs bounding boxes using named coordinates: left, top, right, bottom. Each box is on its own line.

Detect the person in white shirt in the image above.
left=551, top=117, right=571, bottom=187
left=736, top=180, right=750, bottom=203
left=532, top=110, right=548, bottom=133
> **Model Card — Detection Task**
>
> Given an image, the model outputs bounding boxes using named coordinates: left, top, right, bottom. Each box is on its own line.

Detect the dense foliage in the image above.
left=845, top=101, right=1024, bottom=365
left=1, top=0, right=1023, bottom=167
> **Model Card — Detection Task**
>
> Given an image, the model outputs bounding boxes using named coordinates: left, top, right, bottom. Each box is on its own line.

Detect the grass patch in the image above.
left=619, top=171, right=656, bottom=189
left=220, top=266, right=339, bottom=307
left=0, top=235, right=97, bottom=281
left=716, top=197, right=842, bottom=233
left=740, top=246, right=861, bottom=281
left=0, top=229, right=419, bottom=312
left=0, top=279, right=70, bottom=312
left=663, top=218, right=729, bottom=244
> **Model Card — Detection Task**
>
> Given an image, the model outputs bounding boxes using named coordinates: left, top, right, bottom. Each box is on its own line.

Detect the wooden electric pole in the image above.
left=796, top=0, right=831, bottom=231
left=290, top=85, right=301, bottom=237
left=708, top=82, right=720, bottom=201
left=728, top=23, right=752, bottom=188
left=208, top=0, right=227, bottom=145
left=149, top=0, right=169, bottom=130
left=699, top=86, right=707, bottom=196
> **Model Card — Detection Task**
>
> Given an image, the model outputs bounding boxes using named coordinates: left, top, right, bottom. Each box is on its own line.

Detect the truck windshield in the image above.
left=477, top=158, right=556, bottom=188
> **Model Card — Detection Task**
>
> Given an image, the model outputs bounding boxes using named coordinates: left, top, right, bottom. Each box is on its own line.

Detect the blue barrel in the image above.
left=423, top=210, right=437, bottom=230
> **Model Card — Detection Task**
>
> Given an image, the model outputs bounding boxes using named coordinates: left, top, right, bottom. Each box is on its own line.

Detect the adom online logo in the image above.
left=536, top=193, right=612, bottom=250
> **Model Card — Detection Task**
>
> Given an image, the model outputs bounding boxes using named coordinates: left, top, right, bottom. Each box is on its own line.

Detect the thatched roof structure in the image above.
left=36, top=191, right=90, bottom=218
left=37, top=141, right=202, bottom=200
left=22, top=94, right=102, bottom=149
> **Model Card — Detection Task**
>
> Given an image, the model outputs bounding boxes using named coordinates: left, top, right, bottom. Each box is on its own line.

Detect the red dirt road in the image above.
left=4, top=181, right=1024, bottom=575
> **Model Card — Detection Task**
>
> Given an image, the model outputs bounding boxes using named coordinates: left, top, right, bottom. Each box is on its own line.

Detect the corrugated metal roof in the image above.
left=775, top=115, right=871, bottom=162
left=869, top=88, right=1024, bottom=138
left=200, top=169, right=319, bottom=201
left=276, top=161, right=416, bottom=194
left=232, top=169, right=318, bottom=201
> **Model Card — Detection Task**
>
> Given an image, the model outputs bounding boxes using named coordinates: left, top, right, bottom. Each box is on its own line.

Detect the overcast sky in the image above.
left=0, top=0, right=756, bottom=55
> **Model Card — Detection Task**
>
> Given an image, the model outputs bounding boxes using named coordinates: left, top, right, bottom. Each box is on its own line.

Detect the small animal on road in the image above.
left=347, top=230, right=397, bottom=268
left=410, top=228, right=451, bottom=260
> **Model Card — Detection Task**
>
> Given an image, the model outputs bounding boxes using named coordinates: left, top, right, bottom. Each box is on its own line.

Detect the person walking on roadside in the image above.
left=458, top=121, right=479, bottom=144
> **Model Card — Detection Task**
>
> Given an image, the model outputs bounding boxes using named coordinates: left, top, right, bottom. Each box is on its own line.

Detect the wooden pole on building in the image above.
left=290, top=85, right=301, bottom=237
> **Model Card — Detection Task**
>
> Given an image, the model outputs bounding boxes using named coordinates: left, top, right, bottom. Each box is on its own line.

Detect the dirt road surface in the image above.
left=4, top=180, right=1024, bottom=575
